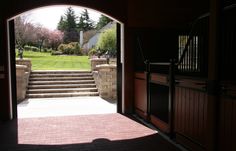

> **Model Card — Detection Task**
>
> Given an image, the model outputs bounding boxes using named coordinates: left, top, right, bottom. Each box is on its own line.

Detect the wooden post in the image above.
left=206, top=0, right=221, bottom=150
left=116, top=23, right=122, bottom=113
left=168, top=59, right=175, bottom=139
left=145, top=60, right=151, bottom=119
left=8, top=20, right=17, bottom=119
left=123, top=27, right=134, bottom=113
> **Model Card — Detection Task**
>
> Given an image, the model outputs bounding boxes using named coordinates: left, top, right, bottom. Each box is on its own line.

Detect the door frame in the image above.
left=7, top=7, right=125, bottom=119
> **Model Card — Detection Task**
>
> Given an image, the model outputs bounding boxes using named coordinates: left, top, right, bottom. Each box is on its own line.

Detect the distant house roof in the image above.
left=82, top=30, right=97, bottom=44
left=83, top=21, right=116, bottom=51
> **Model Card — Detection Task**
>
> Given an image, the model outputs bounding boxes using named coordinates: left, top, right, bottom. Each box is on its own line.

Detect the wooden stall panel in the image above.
left=174, top=86, right=207, bottom=150
left=149, top=82, right=170, bottom=133
left=134, top=72, right=147, bottom=119
left=218, top=97, right=236, bottom=151
left=151, top=73, right=168, bottom=85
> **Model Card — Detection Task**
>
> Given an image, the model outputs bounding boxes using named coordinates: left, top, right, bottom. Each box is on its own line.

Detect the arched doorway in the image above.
left=6, top=4, right=125, bottom=119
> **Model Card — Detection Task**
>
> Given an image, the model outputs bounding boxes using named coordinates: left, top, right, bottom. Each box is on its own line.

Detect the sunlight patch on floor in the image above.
left=17, top=96, right=116, bottom=118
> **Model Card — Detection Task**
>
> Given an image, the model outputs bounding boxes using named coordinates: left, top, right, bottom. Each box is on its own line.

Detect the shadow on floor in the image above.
left=0, top=134, right=180, bottom=151
left=0, top=114, right=181, bottom=151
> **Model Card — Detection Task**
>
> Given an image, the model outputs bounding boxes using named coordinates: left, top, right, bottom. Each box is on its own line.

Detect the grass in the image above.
left=16, top=51, right=91, bottom=70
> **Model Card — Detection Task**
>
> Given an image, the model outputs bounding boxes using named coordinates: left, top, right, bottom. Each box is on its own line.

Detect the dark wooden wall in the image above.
left=133, top=29, right=179, bottom=70
left=127, top=0, right=209, bottom=28
left=220, top=7, right=236, bottom=81
left=218, top=3, right=236, bottom=151
left=219, top=97, right=236, bottom=151
left=132, top=1, right=236, bottom=151
left=175, top=85, right=207, bottom=151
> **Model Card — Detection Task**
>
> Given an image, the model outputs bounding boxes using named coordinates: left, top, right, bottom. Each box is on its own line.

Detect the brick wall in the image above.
left=90, top=58, right=107, bottom=71
left=93, top=64, right=117, bottom=100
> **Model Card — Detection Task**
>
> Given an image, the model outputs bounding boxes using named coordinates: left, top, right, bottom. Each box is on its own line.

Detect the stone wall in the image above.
left=16, top=59, right=32, bottom=73
left=16, top=65, right=29, bottom=103
left=109, top=58, right=117, bottom=65
left=90, top=58, right=107, bottom=71
left=15, top=59, right=31, bottom=103
left=93, top=64, right=117, bottom=100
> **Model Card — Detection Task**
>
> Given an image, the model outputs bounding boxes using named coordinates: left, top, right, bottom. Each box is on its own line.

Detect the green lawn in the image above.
left=16, top=51, right=91, bottom=70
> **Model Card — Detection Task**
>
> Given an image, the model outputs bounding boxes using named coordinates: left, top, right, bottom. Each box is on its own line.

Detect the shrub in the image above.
left=43, top=48, right=48, bottom=52
left=47, top=49, right=53, bottom=53
left=88, top=48, right=97, bottom=56
left=31, top=46, right=40, bottom=52
left=51, top=51, right=63, bottom=55
left=24, top=45, right=31, bottom=51
left=96, top=25, right=116, bottom=56
left=69, top=42, right=81, bottom=55
left=58, top=44, right=67, bottom=52
left=57, top=42, right=81, bottom=55
left=23, top=45, right=39, bottom=52
left=57, top=44, right=69, bottom=54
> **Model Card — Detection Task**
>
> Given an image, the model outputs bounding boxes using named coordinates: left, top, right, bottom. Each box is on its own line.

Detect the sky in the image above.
left=24, top=6, right=101, bottom=30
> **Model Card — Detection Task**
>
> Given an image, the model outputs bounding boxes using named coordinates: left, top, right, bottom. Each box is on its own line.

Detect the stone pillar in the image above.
left=15, top=58, right=32, bottom=73
left=94, top=64, right=117, bottom=100
left=16, top=65, right=28, bottom=103
left=109, top=58, right=117, bottom=65
left=90, top=58, right=107, bottom=71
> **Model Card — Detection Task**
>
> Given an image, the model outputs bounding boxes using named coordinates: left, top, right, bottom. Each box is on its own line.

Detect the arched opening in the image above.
left=6, top=5, right=125, bottom=119
left=3, top=1, right=234, bottom=151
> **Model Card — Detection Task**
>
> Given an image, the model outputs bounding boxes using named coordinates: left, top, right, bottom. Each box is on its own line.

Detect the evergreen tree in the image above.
left=96, top=15, right=112, bottom=30
left=57, top=7, right=79, bottom=43
left=77, top=9, right=95, bottom=32
left=65, top=7, right=77, bottom=29
left=57, top=16, right=66, bottom=31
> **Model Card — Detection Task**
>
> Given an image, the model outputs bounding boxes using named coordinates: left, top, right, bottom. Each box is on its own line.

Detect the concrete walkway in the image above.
left=17, top=96, right=116, bottom=118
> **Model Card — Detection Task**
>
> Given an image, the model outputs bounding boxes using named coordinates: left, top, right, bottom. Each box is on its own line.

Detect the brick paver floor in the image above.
left=0, top=97, right=182, bottom=150
left=0, top=113, right=181, bottom=151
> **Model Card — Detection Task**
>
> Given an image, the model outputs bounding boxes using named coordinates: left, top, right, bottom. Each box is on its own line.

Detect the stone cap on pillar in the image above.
left=95, top=64, right=116, bottom=69
left=90, top=58, right=107, bottom=61
left=16, top=64, right=27, bottom=70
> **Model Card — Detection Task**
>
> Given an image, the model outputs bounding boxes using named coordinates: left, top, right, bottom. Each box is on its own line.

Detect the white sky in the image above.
left=24, top=6, right=101, bottom=30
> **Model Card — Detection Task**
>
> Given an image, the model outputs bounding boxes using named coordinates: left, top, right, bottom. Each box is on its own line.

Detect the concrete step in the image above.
left=29, top=77, right=93, bottom=81
left=27, top=70, right=98, bottom=99
left=31, top=70, right=91, bottom=74
left=29, top=80, right=95, bottom=85
left=28, top=84, right=96, bottom=89
left=30, top=73, right=93, bottom=78
left=26, top=92, right=99, bottom=98
left=27, top=88, right=98, bottom=94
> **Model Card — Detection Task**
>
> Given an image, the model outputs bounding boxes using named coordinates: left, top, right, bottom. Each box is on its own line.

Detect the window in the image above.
left=178, top=35, right=199, bottom=72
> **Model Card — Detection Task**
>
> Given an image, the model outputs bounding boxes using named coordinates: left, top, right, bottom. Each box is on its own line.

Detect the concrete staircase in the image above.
left=26, top=71, right=99, bottom=98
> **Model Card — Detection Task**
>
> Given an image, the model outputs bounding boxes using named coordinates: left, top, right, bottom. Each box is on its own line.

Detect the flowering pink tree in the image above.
left=34, top=26, right=50, bottom=51
left=15, top=16, right=64, bottom=52
left=15, top=16, right=36, bottom=48
left=47, top=30, right=63, bottom=50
